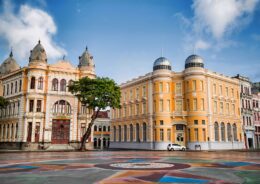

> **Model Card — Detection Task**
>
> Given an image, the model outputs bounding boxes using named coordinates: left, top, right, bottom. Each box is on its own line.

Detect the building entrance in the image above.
left=51, top=119, right=70, bottom=144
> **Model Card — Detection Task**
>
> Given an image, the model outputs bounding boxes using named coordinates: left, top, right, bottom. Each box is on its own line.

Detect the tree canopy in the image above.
left=0, top=96, right=8, bottom=108
left=69, top=77, right=121, bottom=111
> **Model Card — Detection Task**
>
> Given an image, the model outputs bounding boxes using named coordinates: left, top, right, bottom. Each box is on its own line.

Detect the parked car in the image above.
left=167, top=143, right=186, bottom=151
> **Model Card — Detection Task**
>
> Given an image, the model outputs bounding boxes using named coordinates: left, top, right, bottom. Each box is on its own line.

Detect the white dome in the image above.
left=153, top=57, right=171, bottom=71
left=29, top=40, right=47, bottom=63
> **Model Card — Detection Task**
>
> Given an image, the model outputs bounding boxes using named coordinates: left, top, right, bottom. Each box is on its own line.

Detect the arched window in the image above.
left=30, top=77, right=35, bottom=89
left=10, top=124, right=13, bottom=139
left=136, top=123, right=140, bottom=142
left=15, top=123, right=18, bottom=139
left=98, top=125, right=102, bottom=131
left=108, top=126, right=110, bottom=131
left=221, top=122, right=225, bottom=141
left=38, top=77, right=43, bottom=90
left=94, top=125, right=97, bottom=132
left=143, top=122, right=147, bottom=142
left=60, top=79, right=66, bottom=92
left=15, top=81, right=17, bottom=93
left=227, top=123, right=232, bottom=141
left=52, top=100, right=71, bottom=114
left=130, top=124, right=133, bottom=142
left=103, top=126, right=106, bottom=132
left=214, top=122, right=219, bottom=141
left=119, top=125, right=121, bottom=142
left=113, top=126, right=116, bottom=141
left=233, top=124, right=237, bottom=141
left=124, top=125, right=127, bottom=142
left=52, top=78, right=58, bottom=91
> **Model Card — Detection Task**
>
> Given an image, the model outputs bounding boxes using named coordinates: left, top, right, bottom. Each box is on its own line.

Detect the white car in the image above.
left=167, top=143, right=186, bottom=151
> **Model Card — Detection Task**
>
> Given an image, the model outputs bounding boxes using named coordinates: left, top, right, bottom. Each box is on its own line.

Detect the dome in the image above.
left=153, top=57, right=171, bottom=71
left=185, top=54, right=204, bottom=69
left=78, top=46, right=95, bottom=68
left=29, top=40, right=47, bottom=63
left=0, top=51, right=20, bottom=75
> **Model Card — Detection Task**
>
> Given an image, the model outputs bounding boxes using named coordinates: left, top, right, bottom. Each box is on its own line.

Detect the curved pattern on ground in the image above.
left=95, top=162, right=190, bottom=170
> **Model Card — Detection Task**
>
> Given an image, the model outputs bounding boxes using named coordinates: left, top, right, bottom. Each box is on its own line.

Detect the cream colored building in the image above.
left=111, top=55, right=245, bottom=150
left=0, top=41, right=96, bottom=150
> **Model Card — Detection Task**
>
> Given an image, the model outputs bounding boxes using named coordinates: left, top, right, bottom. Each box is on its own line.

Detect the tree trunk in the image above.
left=79, top=109, right=100, bottom=151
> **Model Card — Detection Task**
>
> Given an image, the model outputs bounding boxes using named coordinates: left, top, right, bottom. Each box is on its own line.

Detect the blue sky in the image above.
left=0, top=0, right=259, bottom=83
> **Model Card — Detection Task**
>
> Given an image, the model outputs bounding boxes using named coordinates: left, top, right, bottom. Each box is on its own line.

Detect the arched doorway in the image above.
left=94, top=138, right=97, bottom=148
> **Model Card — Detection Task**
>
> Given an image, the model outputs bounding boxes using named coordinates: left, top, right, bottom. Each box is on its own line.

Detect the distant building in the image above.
left=233, top=75, right=254, bottom=149
left=0, top=41, right=96, bottom=150
left=111, top=55, right=244, bottom=150
left=252, top=91, right=260, bottom=148
left=92, top=111, right=111, bottom=149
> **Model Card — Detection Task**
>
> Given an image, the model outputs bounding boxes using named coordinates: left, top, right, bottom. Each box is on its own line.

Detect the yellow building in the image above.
left=111, top=55, right=244, bottom=150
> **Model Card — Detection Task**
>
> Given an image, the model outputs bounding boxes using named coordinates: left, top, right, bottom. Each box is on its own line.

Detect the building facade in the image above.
left=233, top=75, right=255, bottom=149
left=111, top=55, right=244, bottom=150
left=92, top=111, right=111, bottom=149
left=252, top=83, right=260, bottom=148
left=0, top=41, right=96, bottom=150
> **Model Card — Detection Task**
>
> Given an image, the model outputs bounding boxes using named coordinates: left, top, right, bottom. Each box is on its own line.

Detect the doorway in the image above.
left=51, top=119, right=70, bottom=144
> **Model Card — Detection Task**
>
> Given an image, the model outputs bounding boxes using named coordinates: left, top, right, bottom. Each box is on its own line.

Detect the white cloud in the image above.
left=0, top=1, right=66, bottom=65
left=192, top=0, right=259, bottom=39
left=195, top=39, right=211, bottom=50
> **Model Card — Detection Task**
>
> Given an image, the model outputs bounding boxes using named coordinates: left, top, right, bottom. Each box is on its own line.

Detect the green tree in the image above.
left=69, top=77, right=121, bottom=151
left=0, top=96, right=8, bottom=108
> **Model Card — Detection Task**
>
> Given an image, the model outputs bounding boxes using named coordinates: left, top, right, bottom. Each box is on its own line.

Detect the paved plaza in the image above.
left=0, top=150, right=259, bottom=183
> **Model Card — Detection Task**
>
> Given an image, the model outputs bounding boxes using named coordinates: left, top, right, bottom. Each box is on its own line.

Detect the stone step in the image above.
left=46, top=144, right=75, bottom=151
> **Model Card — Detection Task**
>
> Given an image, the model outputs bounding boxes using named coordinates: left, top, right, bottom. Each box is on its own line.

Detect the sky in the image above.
left=0, top=0, right=259, bottom=84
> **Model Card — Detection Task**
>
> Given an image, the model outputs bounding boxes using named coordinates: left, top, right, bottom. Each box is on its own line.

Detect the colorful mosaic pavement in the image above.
left=0, top=151, right=259, bottom=184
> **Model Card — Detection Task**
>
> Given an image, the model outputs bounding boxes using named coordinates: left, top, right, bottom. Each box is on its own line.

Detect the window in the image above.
left=176, top=100, right=182, bottom=111
left=136, top=88, right=139, bottom=99
left=186, top=99, right=190, bottom=111
left=226, top=87, right=228, bottom=97
left=202, top=120, right=206, bottom=125
left=193, top=98, right=197, bottom=111
left=29, top=100, right=34, bottom=112
left=143, top=123, right=147, bottom=142
left=36, top=100, right=41, bottom=112
left=167, top=100, right=170, bottom=112
left=118, top=126, right=121, bottom=142
left=130, top=124, right=133, bottom=142
left=220, top=102, right=223, bottom=114
left=214, top=122, right=219, bottom=141
left=53, top=100, right=71, bottom=114
left=7, top=84, right=9, bottom=95
left=226, top=103, right=229, bottom=114
left=136, top=124, right=140, bottom=142
left=142, top=86, right=146, bottom=97
left=201, top=81, right=204, bottom=91
left=176, top=124, right=183, bottom=130
left=130, top=90, right=133, bottom=100
left=160, top=120, right=164, bottom=125
left=38, top=77, right=43, bottom=90
left=3, top=85, right=5, bottom=96
left=232, top=104, right=235, bottom=114
left=130, top=104, right=133, bottom=116
left=15, top=81, right=17, bottom=93
left=213, top=83, right=216, bottom=94
left=124, top=106, right=127, bottom=117
left=201, top=98, right=205, bottom=111
left=203, top=128, right=206, bottom=141
left=166, top=83, right=170, bottom=93
left=94, top=125, right=97, bottom=131
left=135, top=103, right=139, bottom=115
left=153, top=100, right=156, bottom=112
left=214, top=101, right=217, bottom=113
left=159, top=82, right=163, bottom=92
left=159, top=99, right=163, bottom=112
left=231, top=88, right=234, bottom=98
left=233, top=124, right=237, bottom=141
left=221, top=122, right=225, bottom=141
left=11, top=83, right=13, bottom=94
left=113, top=126, right=116, bottom=141
left=160, top=129, right=164, bottom=141
left=192, top=80, right=196, bottom=91
left=176, top=83, right=182, bottom=94
left=52, top=78, right=58, bottom=91
left=227, top=123, right=232, bottom=141
left=167, top=129, right=171, bottom=141
left=124, top=92, right=127, bottom=101
left=30, top=77, right=35, bottom=89
left=188, top=128, right=191, bottom=141
left=124, top=125, right=127, bottom=142
left=194, top=120, right=198, bottom=125
left=220, top=85, right=223, bottom=95
left=19, top=80, right=22, bottom=92
left=194, top=128, right=199, bottom=141
left=142, top=102, right=146, bottom=114
left=60, top=79, right=66, bottom=92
